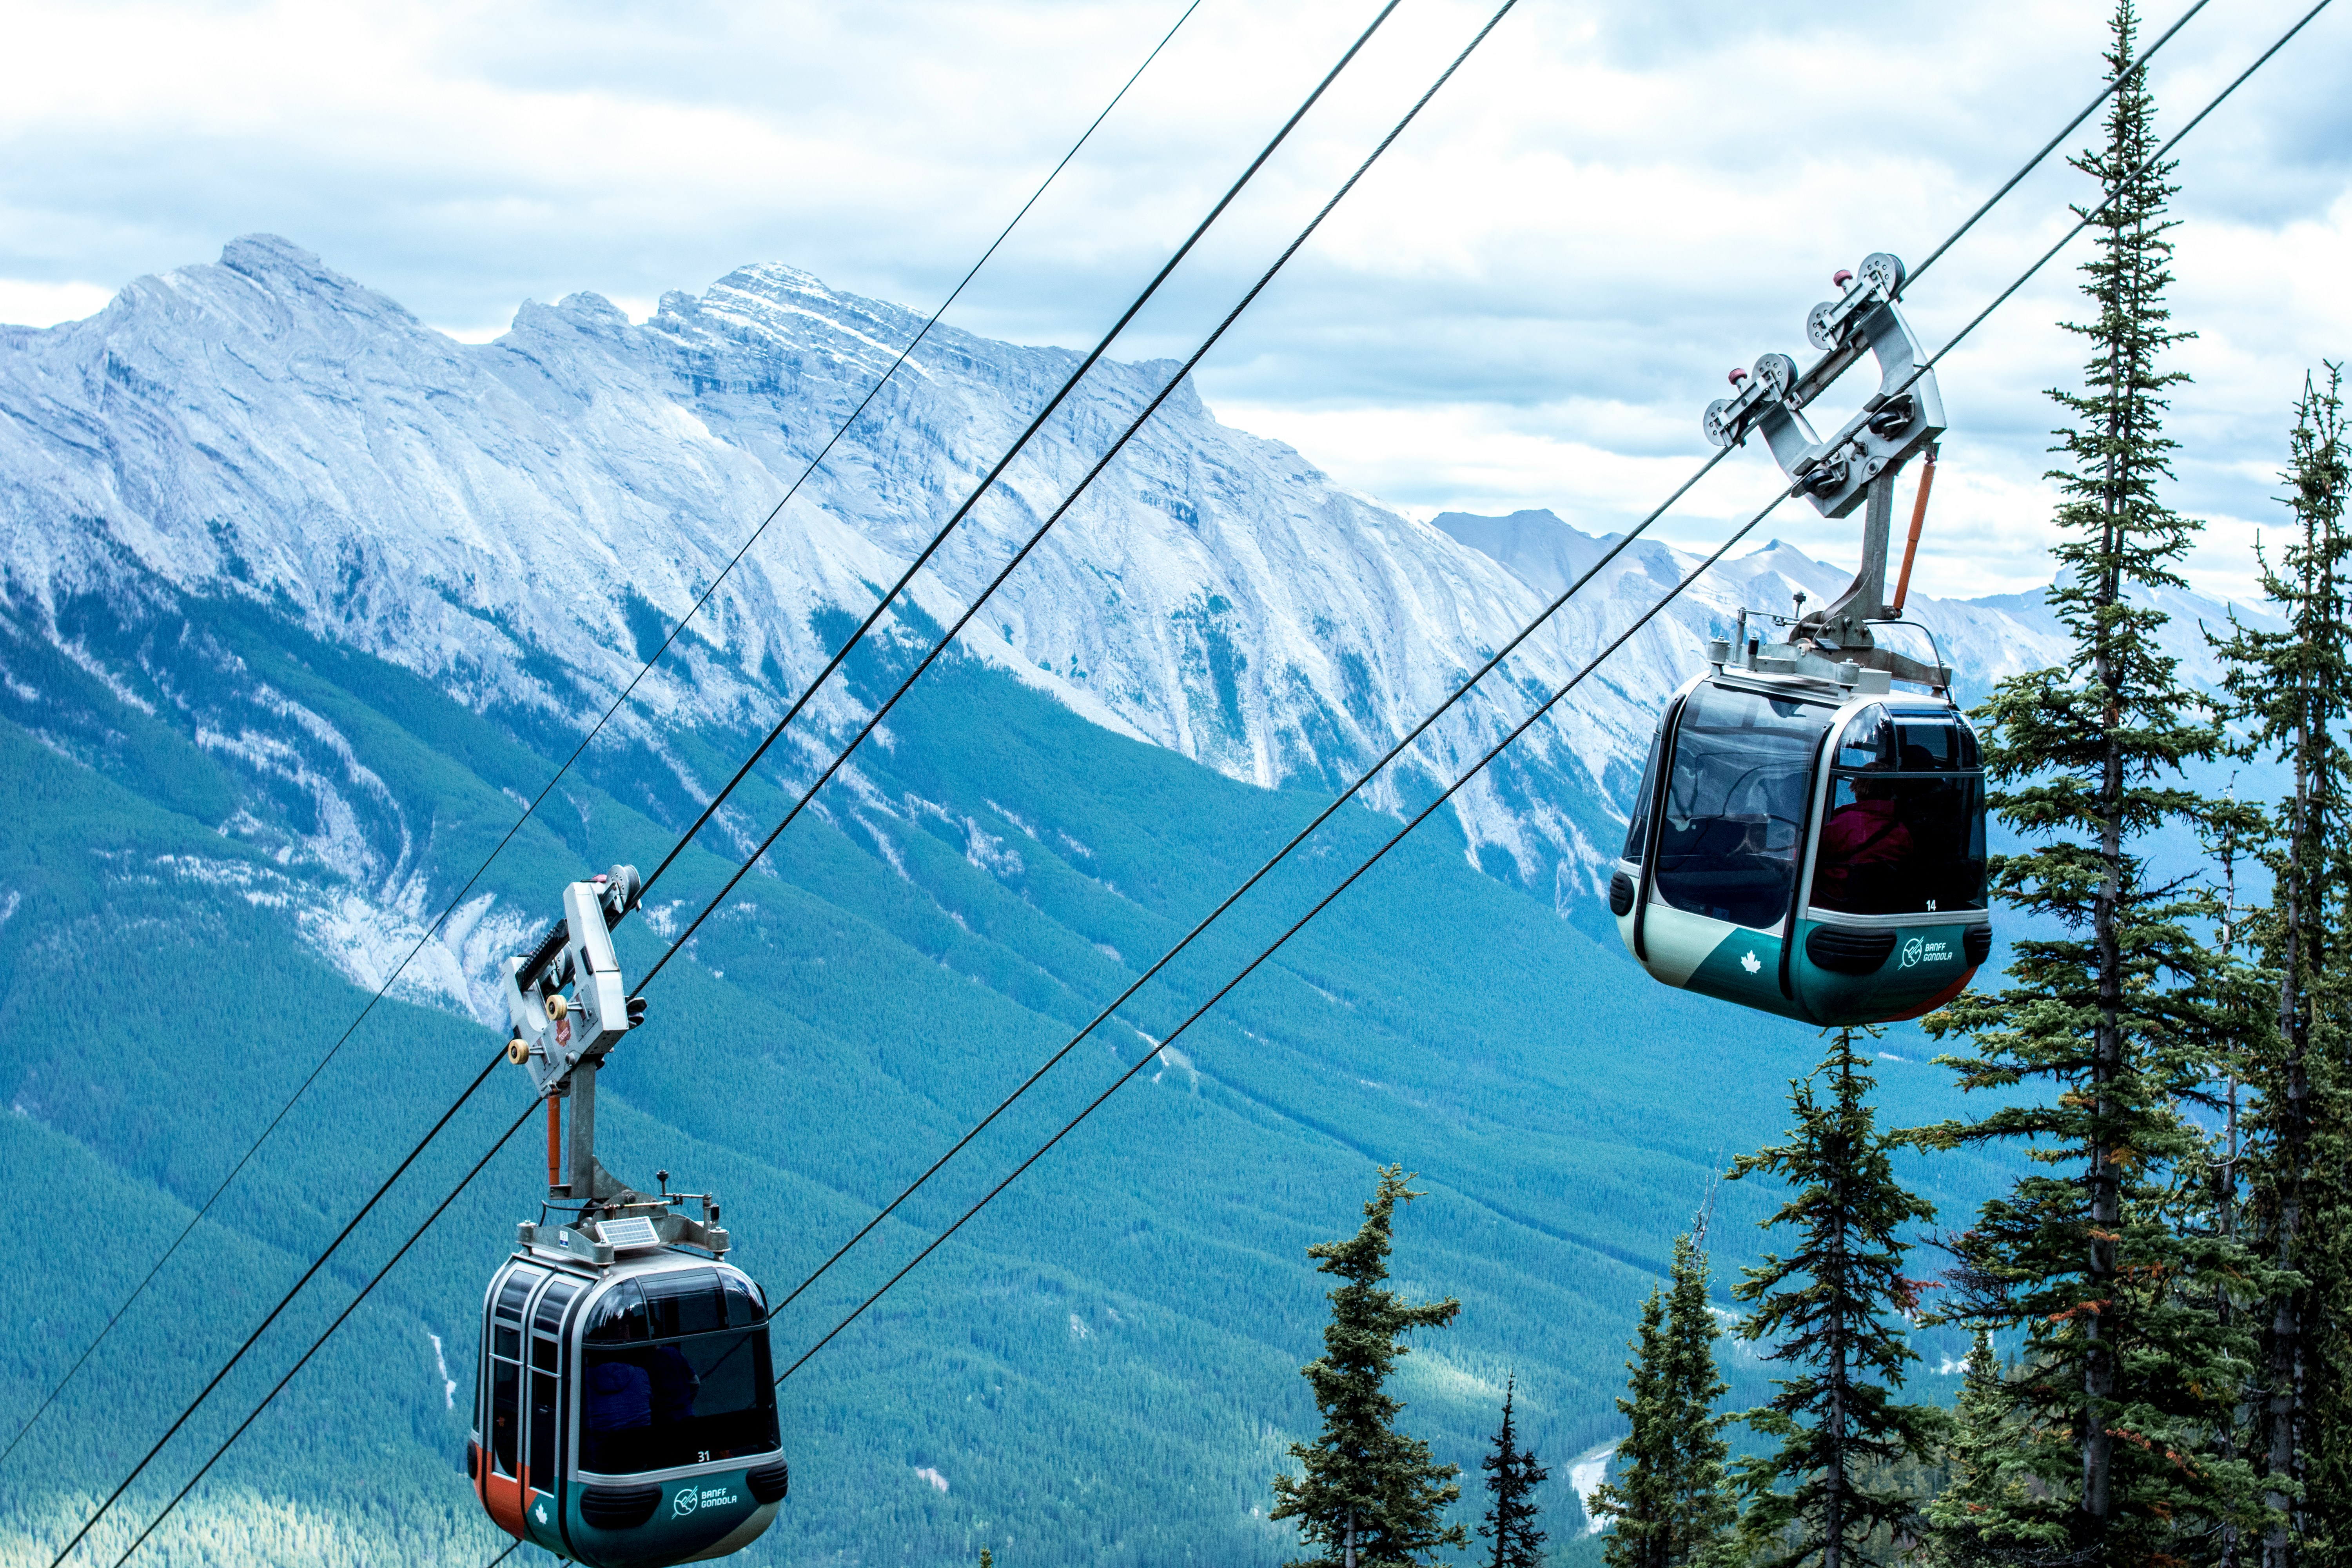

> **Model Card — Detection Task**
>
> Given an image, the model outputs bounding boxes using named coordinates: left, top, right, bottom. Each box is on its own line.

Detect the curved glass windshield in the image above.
left=581, top=1269, right=777, bottom=1474
left=581, top=1329, right=778, bottom=1473
left=1653, top=684, right=1831, bottom=930
left=1811, top=708, right=1987, bottom=915
left=1620, top=706, right=1673, bottom=863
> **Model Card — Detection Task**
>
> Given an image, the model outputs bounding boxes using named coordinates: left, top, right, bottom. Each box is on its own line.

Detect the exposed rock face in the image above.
left=0, top=236, right=2262, bottom=909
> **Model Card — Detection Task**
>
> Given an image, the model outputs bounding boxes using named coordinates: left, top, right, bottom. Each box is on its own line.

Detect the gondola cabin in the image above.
left=1610, top=662, right=1989, bottom=1025
left=469, top=1244, right=789, bottom=1568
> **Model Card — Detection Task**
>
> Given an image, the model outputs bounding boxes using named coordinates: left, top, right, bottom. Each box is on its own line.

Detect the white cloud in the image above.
left=0, top=278, right=114, bottom=327
left=2, top=0, right=2343, bottom=601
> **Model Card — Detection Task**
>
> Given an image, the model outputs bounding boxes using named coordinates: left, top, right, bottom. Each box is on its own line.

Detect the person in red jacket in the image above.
left=1815, top=776, right=1913, bottom=912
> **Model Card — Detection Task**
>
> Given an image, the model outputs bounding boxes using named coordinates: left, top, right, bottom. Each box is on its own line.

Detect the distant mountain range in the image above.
left=0, top=239, right=2264, bottom=1568
left=0, top=236, right=2270, bottom=1016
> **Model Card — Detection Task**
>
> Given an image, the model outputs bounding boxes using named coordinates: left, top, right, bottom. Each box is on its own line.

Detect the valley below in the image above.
left=0, top=238, right=2255, bottom=1568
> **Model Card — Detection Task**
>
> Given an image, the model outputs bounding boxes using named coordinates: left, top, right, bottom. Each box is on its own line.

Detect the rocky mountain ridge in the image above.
left=0, top=236, right=2267, bottom=964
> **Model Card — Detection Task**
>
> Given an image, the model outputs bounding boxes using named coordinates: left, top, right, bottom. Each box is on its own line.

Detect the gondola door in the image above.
left=474, top=1263, right=540, bottom=1542
left=1781, top=699, right=1991, bottom=1022
left=475, top=1260, right=592, bottom=1558
left=524, top=1274, right=586, bottom=1551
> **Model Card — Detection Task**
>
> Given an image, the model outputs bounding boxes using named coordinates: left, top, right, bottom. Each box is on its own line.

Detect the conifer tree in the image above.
left=1596, top=1276, right=1676, bottom=1567
left=1911, top=0, right=2262, bottom=1555
left=1593, top=1235, right=1737, bottom=1568
left=1727, top=1032, right=1943, bottom=1568
left=1922, top=1332, right=2035, bottom=1564
left=1272, top=1165, right=1469, bottom=1568
left=2212, top=365, right=2352, bottom=1568
left=1477, top=1375, right=1549, bottom=1568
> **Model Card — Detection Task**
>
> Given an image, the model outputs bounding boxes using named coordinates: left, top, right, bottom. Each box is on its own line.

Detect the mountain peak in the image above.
left=1430, top=508, right=1616, bottom=601
left=219, top=232, right=329, bottom=278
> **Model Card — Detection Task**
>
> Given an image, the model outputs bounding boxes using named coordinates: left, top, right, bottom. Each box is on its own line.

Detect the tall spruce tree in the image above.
left=1596, top=1274, right=1677, bottom=1566
left=1923, top=1332, right=2033, bottom=1565
left=1272, top=1165, right=1468, bottom=1568
left=1727, top=1031, right=1944, bottom=1568
left=2212, top=365, right=2352, bottom=1568
left=1477, top=1375, right=1549, bottom=1568
left=1911, top=1, right=2262, bottom=1556
left=1593, top=1235, right=1737, bottom=1568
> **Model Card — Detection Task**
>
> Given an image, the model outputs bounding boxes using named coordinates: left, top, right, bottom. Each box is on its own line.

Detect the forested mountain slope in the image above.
left=0, top=589, right=2017, bottom=1568
left=0, top=238, right=2228, bottom=1567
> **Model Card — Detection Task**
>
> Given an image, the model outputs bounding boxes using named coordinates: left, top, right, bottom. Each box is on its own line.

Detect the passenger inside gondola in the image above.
left=586, top=1359, right=652, bottom=1436
left=1813, top=775, right=1914, bottom=911
left=580, top=1269, right=779, bottom=1476
left=1809, top=706, right=1987, bottom=916
left=1651, top=683, right=1826, bottom=929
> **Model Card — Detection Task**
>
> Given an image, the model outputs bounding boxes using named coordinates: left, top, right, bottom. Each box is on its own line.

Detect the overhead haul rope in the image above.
left=766, top=481, right=1791, bottom=1383
left=49, top=0, right=1383, bottom=1554
left=86, top=3, right=2333, bottom=1560
left=758, top=450, right=1717, bottom=1325
left=633, top=0, right=1518, bottom=993
left=720, top=0, right=2254, bottom=1324
left=655, top=0, right=1553, bottom=1319
left=50, top=6, right=1421, bottom=1561
left=101, top=1101, right=543, bottom=1568
left=762, top=0, right=2342, bottom=1377
left=1, top=0, right=1204, bottom=1477
left=40, top=1051, right=508, bottom=1568
left=1901, top=0, right=2210, bottom=290
left=79, top=9, right=1496, bottom=1561
left=636, top=0, right=1408, bottom=900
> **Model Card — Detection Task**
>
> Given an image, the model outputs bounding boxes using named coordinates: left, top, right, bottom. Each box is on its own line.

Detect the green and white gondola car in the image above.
left=470, top=1248, right=789, bottom=1568
left=1609, top=667, right=1990, bottom=1025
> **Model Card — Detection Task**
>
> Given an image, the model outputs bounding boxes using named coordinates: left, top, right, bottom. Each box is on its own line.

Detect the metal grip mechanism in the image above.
left=1700, top=252, right=1946, bottom=520
left=1699, top=253, right=1955, bottom=693
left=497, top=864, right=728, bottom=1263
left=501, top=864, right=644, bottom=1098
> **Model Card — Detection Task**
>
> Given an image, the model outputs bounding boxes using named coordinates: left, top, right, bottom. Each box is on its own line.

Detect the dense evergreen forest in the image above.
left=1577, top=6, right=2352, bottom=1566
left=4, top=4, right=2339, bottom=1568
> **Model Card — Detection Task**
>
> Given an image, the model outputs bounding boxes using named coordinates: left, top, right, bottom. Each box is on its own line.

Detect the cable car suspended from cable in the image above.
left=469, top=868, right=790, bottom=1568
left=1610, top=254, right=1990, bottom=1026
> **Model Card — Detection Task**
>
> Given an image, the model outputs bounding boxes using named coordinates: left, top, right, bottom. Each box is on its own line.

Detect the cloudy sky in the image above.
left=4, top=0, right=2346, bottom=605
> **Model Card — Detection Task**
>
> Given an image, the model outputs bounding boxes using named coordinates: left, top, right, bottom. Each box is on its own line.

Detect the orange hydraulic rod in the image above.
left=547, top=1093, right=563, bottom=1192
left=1891, top=446, right=1938, bottom=614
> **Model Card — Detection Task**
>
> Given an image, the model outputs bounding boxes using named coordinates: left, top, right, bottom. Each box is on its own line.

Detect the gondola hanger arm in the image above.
left=1701, top=252, right=1946, bottom=521
left=497, top=866, right=730, bottom=1265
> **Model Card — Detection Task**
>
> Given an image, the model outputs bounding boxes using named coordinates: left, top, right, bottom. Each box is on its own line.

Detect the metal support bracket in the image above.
left=1701, top=252, right=1947, bottom=519
left=502, top=865, right=643, bottom=1097
left=499, top=863, right=731, bottom=1261
left=1697, top=251, right=1956, bottom=692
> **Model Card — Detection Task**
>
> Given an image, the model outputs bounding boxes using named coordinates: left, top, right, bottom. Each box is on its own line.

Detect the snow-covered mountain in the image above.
left=0, top=236, right=2269, bottom=920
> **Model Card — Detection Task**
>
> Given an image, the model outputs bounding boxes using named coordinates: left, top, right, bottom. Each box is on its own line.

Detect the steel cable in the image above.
left=1903, top=0, right=2211, bottom=291
left=1, top=0, right=1201, bottom=1477
left=626, top=0, right=2263, bottom=996
left=771, top=483, right=1795, bottom=1383
left=73, top=9, right=1480, bottom=1559
left=636, top=0, right=1408, bottom=901
left=44, top=1046, right=509, bottom=1567
left=674, top=0, right=2274, bottom=1318
left=103, top=1100, right=543, bottom=1568
left=760, top=0, right=2340, bottom=1374
left=634, top=0, right=1517, bottom=994
left=57, top=6, right=1422, bottom=1560
left=84, top=0, right=2336, bottom=1557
